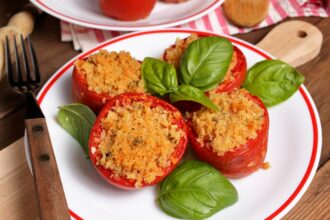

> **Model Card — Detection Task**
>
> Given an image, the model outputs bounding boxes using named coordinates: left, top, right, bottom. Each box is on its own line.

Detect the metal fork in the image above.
left=5, top=35, right=70, bottom=220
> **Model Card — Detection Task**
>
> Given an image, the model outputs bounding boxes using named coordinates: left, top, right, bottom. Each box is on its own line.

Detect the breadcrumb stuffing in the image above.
left=262, top=162, right=271, bottom=169
left=190, top=89, right=264, bottom=156
left=74, top=50, right=144, bottom=95
left=163, top=33, right=200, bottom=69
left=96, top=100, right=183, bottom=188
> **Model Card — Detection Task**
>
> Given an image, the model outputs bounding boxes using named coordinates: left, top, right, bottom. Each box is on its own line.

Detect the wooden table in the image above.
left=0, top=1, right=329, bottom=219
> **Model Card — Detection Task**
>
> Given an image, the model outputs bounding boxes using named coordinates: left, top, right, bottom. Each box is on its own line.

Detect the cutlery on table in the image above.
left=0, top=3, right=38, bottom=81
left=5, top=35, right=70, bottom=220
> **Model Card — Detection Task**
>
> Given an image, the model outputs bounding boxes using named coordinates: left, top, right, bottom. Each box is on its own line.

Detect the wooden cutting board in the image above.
left=256, top=20, right=323, bottom=67
left=0, top=20, right=323, bottom=219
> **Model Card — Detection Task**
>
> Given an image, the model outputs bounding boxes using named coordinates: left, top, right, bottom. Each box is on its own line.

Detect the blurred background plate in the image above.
left=30, top=0, right=224, bottom=31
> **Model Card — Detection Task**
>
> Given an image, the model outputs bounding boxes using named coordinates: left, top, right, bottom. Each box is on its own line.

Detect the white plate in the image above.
left=30, top=0, right=223, bottom=31
left=25, top=29, right=322, bottom=220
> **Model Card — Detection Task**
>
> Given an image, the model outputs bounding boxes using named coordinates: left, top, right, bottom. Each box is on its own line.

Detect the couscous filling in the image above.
left=163, top=33, right=200, bottom=68
left=74, top=50, right=144, bottom=95
left=95, top=101, right=183, bottom=188
left=163, top=34, right=236, bottom=83
left=189, top=89, right=264, bottom=156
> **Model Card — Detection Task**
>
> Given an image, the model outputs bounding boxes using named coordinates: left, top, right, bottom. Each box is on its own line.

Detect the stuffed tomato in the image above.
left=163, top=34, right=247, bottom=93
left=187, top=89, right=269, bottom=178
left=89, top=93, right=188, bottom=189
left=72, top=50, right=144, bottom=113
left=163, top=34, right=247, bottom=112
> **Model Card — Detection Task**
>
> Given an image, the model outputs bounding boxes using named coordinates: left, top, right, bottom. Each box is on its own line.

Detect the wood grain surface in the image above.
left=0, top=139, right=38, bottom=220
left=25, top=118, right=70, bottom=220
left=257, top=20, right=323, bottom=67
left=0, top=0, right=329, bottom=219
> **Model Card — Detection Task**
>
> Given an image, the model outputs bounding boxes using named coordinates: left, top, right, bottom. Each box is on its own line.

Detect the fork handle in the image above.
left=25, top=118, right=70, bottom=220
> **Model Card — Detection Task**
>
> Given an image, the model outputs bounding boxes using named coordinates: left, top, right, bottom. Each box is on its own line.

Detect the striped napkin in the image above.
left=61, top=0, right=329, bottom=51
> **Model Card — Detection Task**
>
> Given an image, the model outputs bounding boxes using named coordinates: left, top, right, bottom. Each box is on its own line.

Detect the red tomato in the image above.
left=214, top=46, right=247, bottom=92
left=88, top=93, right=188, bottom=189
left=187, top=92, right=269, bottom=178
left=99, top=0, right=157, bottom=21
left=72, top=64, right=112, bottom=113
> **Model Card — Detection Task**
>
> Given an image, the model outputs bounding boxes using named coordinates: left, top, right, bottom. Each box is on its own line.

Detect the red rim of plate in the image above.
left=33, top=0, right=221, bottom=30
left=36, top=29, right=320, bottom=220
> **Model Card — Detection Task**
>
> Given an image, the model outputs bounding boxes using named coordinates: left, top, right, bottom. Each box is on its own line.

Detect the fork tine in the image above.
left=20, top=34, right=32, bottom=82
left=13, top=36, right=22, bottom=83
left=27, top=35, right=40, bottom=83
left=5, top=36, right=14, bottom=85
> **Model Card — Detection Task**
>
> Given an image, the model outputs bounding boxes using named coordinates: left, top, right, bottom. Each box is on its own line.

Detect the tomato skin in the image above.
left=214, top=46, right=247, bottom=93
left=187, top=92, right=269, bottom=178
left=99, top=0, right=157, bottom=21
left=88, top=93, right=188, bottom=189
left=72, top=65, right=112, bottom=113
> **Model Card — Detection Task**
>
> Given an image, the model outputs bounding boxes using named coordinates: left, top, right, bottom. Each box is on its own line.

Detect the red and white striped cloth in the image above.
left=61, top=0, right=329, bottom=51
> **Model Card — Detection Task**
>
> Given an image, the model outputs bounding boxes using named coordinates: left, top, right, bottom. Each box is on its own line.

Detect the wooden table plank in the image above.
left=0, top=0, right=28, bottom=27
left=0, top=79, right=24, bottom=119
left=0, top=107, right=25, bottom=149
left=0, top=139, right=38, bottom=220
left=283, top=159, right=330, bottom=220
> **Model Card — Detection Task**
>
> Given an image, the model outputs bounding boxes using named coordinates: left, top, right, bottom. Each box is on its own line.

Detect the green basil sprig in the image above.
left=141, top=36, right=234, bottom=111
left=58, top=103, right=96, bottom=156
left=243, top=60, right=305, bottom=107
left=142, top=57, right=217, bottom=110
left=180, top=37, right=233, bottom=91
left=170, top=85, right=218, bottom=111
left=159, top=160, right=238, bottom=220
left=142, top=57, right=178, bottom=96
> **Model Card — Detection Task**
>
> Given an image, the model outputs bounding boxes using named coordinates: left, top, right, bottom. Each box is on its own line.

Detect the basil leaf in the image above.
left=243, top=60, right=305, bottom=107
left=142, top=57, right=178, bottom=96
left=159, top=160, right=238, bottom=220
left=180, top=37, right=233, bottom=91
left=57, top=103, right=96, bottom=156
left=170, top=85, right=218, bottom=111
